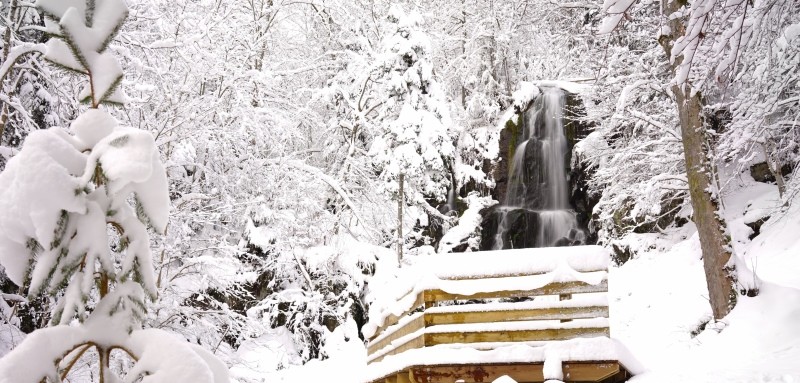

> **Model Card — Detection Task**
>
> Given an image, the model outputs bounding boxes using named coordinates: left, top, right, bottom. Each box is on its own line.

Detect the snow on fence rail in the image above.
left=362, top=246, right=636, bottom=383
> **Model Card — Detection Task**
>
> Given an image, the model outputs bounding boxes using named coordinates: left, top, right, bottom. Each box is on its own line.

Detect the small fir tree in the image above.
left=0, top=1, right=228, bottom=381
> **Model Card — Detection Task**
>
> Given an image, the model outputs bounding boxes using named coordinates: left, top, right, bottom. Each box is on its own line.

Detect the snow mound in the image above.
left=0, top=129, right=86, bottom=285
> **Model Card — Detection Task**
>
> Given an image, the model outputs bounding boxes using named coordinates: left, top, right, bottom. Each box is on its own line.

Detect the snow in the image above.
left=413, top=245, right=610, bottom=279
left=605, top=175, right=800, bottom=382
left=424, top=294, right=607, bottom=314
left=533, top=80, right=591, bottom=94
left=364, top=337, right=632, bottom=382
left=70, top=108, right=117, bottom=149
left=777, top=22, right=800, bottom=48
left=599, top=13, right=625, bottom=34
left=438, top=193, right=496, bottom=253
left=38, top=0, right=128, bottom=105
left=149, top=39, right=179, bottom=49
left=493, top=376, right=517, bottom=383
left=83, top=123, right=170, bottom=233
left=128, top=329, right=230, bottom=383
left=0, top=294, right=24, bottom=357
left=4, top=2, right=799, bottom=382
left=621, top=281, right=800, bottom=382
left=421, top=317, right=609, bottom=335
left=741, top=188, right=780, bottom=225
left=598, top=0, right=640, bottom=34
left=602, top=0, right=637, bottom=14
left=230, top=328, right=304, bottom=379
left=0, top=129, right=86, bottom=285
left=573, top=131, right=609, bottom=169
left=363, top=246, right=612, bottom=339
left=253, top=168, right=800, bottom=383
left=512, top=81, right=541, bottom=110
left=543, top=347, right=564, bottom=380
left=0, top=316, right=230, bottom=383
left=0, top=146, right=14, bottom=161
left=0, top=44, right=47, bottom=82
left=512, top=81, right=589, bottom=110
left=740, top=201, right=800, bottom=289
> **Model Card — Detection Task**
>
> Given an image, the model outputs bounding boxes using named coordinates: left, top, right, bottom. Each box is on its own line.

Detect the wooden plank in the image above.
left=410, top=363, right=544, bottom=383
left=424, top=305, right=609, bottom=326
left=423, top=280, right=608, bottom=304
left=560, top=294, right=574, bottom=323
left=396, top=371, right=413, bottom=383
left=370, top=292, right=424, bottom=342
left=368, top=369, right=416, bottom=383
left=424, top=326, right=610, bottom=345
left=368, top=314, right=426, bottom=356
left=563, top=361, right=621, bottom=382
left=439, top=266, right=608, bottom=281
left=408, top=362, right=622, bottom=383
left=368, top=335, right=425, bottom=364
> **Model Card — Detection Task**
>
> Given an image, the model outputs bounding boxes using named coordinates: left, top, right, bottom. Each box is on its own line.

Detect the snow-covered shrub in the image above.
left=243, top=224, right=385, bottom=364
left=437, top=193, right=497, bottom=253
left=0, top=1, right=228, bottom=381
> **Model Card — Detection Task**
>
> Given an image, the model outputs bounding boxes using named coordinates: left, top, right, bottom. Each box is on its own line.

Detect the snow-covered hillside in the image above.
left=245, top=177, right=800, bottom=383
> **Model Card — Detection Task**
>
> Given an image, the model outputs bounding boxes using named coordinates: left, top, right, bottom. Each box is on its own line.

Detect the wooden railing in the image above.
left=363, top=249, right=631, bottom=383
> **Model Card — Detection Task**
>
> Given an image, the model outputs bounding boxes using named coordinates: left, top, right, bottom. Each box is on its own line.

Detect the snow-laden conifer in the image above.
left=0, top=1, right=228, bottom=381
left=369, top=5, right=455, bottom=257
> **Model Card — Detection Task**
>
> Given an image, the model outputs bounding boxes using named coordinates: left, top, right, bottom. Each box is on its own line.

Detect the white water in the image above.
left=492, top=87, right=584, bottom=249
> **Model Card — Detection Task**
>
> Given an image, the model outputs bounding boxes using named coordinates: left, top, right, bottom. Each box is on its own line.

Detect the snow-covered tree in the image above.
left=719, top=10, right=799, bottom=201
left=0, top=1, right=228, bottom=381
left=599, top=0, right=742, bottom=319
left=581, top=3, right=689, bottom=244
left=370, top=5, right=456, bottom=259
left=0, top=0, right=73, bottom=168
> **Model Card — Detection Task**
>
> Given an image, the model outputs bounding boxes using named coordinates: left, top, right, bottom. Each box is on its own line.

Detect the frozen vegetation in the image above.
left=0, top=0, right=798, bottom=382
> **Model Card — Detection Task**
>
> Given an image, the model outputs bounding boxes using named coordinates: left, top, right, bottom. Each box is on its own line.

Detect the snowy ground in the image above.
left=612, top=177, right=800, bottom=383
left=231, top=179, right=800, bottom=383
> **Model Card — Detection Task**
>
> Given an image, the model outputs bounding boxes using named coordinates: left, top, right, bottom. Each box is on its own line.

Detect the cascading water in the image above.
left=491, top=87, right=585, bottom=249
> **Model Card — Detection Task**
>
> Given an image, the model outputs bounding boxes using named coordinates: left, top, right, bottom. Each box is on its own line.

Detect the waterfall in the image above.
left=491, top=87, right=585, bottom=249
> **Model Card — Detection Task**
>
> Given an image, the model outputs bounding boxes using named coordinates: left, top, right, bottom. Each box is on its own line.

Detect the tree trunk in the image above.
left=762, top=143, right=786, bottom=198
left=674, top=84, right=736, bottom=319
left=460, top=0, right=467, bottom=109
left=660, top=0, right=737, bottom=320
left=397, top=174, right=404, bottom=265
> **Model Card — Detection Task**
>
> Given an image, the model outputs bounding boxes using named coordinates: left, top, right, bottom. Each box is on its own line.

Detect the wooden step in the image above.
left=371, top=362, right=628, bottom=383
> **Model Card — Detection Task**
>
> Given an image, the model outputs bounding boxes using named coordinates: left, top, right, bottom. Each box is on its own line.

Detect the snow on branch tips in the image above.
left=598, top=0, right=638, bottom=34
left=0, top=1, right=227, bottom=382
left=36, top=0, right=129, bottom=107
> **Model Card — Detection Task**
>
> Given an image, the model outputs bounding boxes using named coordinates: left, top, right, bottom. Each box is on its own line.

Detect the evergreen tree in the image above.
left=0, top=1, right=228, bottom=381
left=370, top=5, right=455, bottom=260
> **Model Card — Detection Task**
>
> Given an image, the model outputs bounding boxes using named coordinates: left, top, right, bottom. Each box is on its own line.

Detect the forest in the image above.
left=0, top=0, right=798, bottom=382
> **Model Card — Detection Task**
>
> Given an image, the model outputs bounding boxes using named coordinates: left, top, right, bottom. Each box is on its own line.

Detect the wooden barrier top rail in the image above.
left=362, top=246, right=639, bottom=383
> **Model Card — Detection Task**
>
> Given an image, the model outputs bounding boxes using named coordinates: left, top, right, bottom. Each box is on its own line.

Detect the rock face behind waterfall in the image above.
left=481, top=86, right=596, bottom=250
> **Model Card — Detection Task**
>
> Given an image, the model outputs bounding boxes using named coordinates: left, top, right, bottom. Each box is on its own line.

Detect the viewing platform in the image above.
left=362, top=246, right=638, bottom=383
